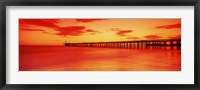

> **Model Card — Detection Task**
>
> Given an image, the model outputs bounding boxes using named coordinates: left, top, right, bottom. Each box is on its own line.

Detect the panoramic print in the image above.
left=19, top=19, right=181, bottom=71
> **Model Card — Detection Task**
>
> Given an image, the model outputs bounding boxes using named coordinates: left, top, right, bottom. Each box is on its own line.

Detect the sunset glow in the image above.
left=19, top=19, right=181, bottom=45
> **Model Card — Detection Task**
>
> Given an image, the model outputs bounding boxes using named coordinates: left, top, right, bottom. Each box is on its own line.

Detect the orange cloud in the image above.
left=144, top=35, right=162, bottom=39
left=116, top=30, right=133, bottom=36
left=19, top=19, right=60, bottom=35
left=85, top=29, right=101, bottom=35
left=56, top=26, right=86, bottom=36
left=19, top=19, right=93, bottom=36
left=155, top=23, right=181, bottom=29
left=109, top=28, right=133, bottom=36
left=19, top=25, right=53, bottom=34
left=85, top=29, right=99, bottom=33
left=19, top=19, right=59, bottom=28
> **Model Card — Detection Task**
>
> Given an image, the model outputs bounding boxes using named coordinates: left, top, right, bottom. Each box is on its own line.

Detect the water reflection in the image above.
left=19, top=46, right=181, bottom=71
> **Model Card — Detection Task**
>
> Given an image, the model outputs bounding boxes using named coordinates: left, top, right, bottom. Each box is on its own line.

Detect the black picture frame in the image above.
left=0, top=0, right=200, bottom=90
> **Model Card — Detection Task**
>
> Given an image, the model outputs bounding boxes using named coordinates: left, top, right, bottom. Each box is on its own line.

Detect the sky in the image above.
left=19, top=19, right=181, bottom=45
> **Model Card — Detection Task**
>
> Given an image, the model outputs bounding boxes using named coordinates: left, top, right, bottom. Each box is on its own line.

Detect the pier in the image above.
left=64, top=39, right=181, bottom=49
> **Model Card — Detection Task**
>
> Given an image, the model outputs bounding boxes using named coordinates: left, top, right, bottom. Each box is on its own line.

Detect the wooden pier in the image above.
left=64, top=39, right=181, bottom=49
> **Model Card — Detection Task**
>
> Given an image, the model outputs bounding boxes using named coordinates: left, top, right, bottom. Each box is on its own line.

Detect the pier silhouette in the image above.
left=64, top=39, right=181, bottom=49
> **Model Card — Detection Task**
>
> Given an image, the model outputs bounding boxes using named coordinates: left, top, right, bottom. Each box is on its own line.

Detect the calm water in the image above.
left=19, top=46, right=181, bottom=71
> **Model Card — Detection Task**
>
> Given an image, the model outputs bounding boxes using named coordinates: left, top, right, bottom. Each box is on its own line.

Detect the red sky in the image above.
left=19, top=19, right=181, bottom=45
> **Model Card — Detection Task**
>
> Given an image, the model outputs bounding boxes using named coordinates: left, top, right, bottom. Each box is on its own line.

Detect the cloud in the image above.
left=75, top=19, right=105, bottom=22
left=19, top=19, right=60, bottom=35
left=55, top=26, right=86, bottom=36
left=155, top=23, right=181, bottom=29
left=84, top=29, right=101, bottom=35
left=19, top=19, right=59, bottom=28
left=144, top=35, right=162, bottom=39
left=168, top=35, right=181, bottom=39
left=116, top=30, right=133, bottom=36
left=20, top=26, right=52, bottom=34
left=109, top=28, right=133, bottom=36
left=85, top=29, right=99, bottom=33
left=110, top=28, right=120, bottom=31
left=126, top=36, right=140, bottom=40
left=19, top=19, right=92, bottom=36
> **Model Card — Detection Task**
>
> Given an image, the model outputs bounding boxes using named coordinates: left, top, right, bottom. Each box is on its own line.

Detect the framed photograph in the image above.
left=0, top=0, right=200, bottom=90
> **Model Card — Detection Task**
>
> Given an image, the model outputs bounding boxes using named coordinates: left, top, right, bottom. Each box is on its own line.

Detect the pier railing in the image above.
left=64, top=39, right=181, bottom=49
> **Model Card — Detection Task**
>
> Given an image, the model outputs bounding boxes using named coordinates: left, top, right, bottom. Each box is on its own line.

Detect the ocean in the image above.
left=19, top=46, right=181, bottom=71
